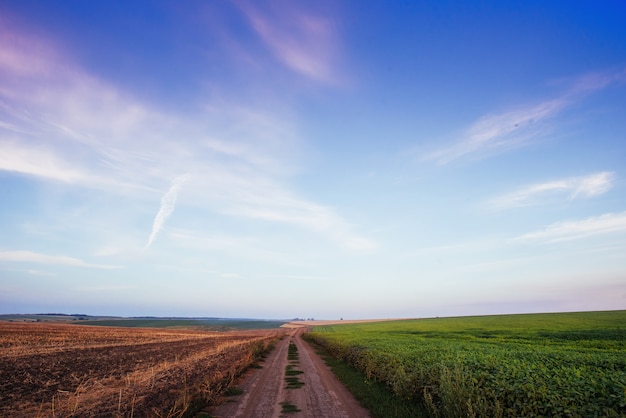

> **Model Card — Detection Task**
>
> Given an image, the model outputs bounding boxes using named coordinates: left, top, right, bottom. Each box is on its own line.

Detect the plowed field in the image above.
left=0, top=322, right=284, bottom=417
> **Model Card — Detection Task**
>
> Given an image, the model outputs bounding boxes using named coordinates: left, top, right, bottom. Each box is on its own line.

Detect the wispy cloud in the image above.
left=427, top=69, right=626, bottom=164
left=261, top=274, right=328, bottom=281
left=0, top=250, right=120, bottom=269
left=0, top=22, right=63, bottom=78
left=222, top=185, right=378, bottom=252
left=4, top=268, right=58, bottom=277
left=237, top=1, right=340, bottom=83
left=0, top=30, right=167, bottom=193
left=429, top=99, right=566, bottom=164
left=168, top=229, right=300, bottom=265
left=489, top=171, right=615, bottom=209
left=569, top=171, right=615, bottom=199
left=0, top=18, right=375, bottom=255
left=145, top=174, right=190, bottom=249
left=0, top=139, right=91, bottom=183
left=514, top=211, right=626, bottom=243
left=74, top=285, right=139, bottom=292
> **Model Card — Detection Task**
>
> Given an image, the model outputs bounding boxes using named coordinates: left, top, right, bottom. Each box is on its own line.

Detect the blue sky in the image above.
left=1, top=1, right=625, bottom=319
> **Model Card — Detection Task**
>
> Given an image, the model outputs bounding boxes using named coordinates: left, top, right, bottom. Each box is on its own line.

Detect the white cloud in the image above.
left=0, top=139, right=91, bottom=183
left=490, top=171, right=615, bottom=209
left=514, top=211, right=626, bottom=243
left=570, top=171, right=615, bottom=199
left=0, top=250, right=121, bottom=269
left=223, top=187, right=378, bottom=252
left=427, top=69, right=626, bottom=164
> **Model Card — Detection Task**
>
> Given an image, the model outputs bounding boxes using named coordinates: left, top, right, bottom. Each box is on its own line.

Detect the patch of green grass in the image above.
left=280, top=401, right=301, bottom=414
left=224, top=386, right=244, bottom=396
left=285, top=365, right=304, bottom=376
left=284, top=342, right=305, bottom=389
left=287, top=342, right=299, bottom=361
left=285, top=377, right=305, bottom=389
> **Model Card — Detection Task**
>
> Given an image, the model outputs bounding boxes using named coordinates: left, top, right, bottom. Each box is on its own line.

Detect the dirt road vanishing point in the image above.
left=210, top=327, right=371, bottom=418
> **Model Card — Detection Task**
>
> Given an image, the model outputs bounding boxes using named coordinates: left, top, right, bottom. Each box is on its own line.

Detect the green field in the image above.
left=306, top=311, right=626, bottom=417
left=0, top=314, right=287, bottom=330
left=74, top=318, right=287, bottom=330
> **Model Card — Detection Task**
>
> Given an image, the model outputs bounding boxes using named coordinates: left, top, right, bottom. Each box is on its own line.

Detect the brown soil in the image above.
left=0, top=322, right=284, bottom=417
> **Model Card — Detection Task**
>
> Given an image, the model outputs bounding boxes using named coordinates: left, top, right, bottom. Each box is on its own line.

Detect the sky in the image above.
left=1, top=1, right=625, bottom=319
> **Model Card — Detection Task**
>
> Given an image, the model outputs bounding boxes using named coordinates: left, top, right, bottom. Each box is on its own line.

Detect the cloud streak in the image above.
left=237, top=1, right=340, bottom=83
left=514, top=211, right=626, bottom=243
left=429, top=99, right=566, bottom=164
left=0, top=139, right=91, bottom=183
left=145, top=174, right=191, bottom=249
left=489, top=171, right=615, bottom=209
left=0, top=250, right=120, bottom=269
left=427, top=69, right=626, bottom=164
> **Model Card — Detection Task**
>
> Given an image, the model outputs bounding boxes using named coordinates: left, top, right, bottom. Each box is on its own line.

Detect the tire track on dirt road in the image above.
left=210, top=327, right=370, bottom=418
left=211, top=330, right=291, bottom=418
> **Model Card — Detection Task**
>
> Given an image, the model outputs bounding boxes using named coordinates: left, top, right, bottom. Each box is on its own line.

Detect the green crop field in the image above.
left=0, top=314, right=287, bottom=330
left=74, top=318, right=287, bottom=330
left=306, top=311, right=626, bottom=417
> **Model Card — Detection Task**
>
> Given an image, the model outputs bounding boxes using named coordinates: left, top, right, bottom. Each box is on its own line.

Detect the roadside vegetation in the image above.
left=308, top=339, right=426, bottom=417
left=306, top=310, right=626, bottom=417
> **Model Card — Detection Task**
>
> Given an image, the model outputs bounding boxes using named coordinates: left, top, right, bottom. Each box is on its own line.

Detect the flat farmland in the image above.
left=306, top=310, right=626, bottom=417
left=0, top=321, right=285, bottom=417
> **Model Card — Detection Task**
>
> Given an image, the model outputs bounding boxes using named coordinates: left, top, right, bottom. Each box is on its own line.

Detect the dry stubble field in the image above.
left=0, top=321, right=285, bottom=417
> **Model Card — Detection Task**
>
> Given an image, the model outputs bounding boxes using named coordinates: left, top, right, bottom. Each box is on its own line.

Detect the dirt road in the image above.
left=210, top=327, right=370, bottom=418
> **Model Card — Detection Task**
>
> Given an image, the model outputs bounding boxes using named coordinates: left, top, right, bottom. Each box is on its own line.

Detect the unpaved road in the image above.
left=210, top=327, right=371, bottom=418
